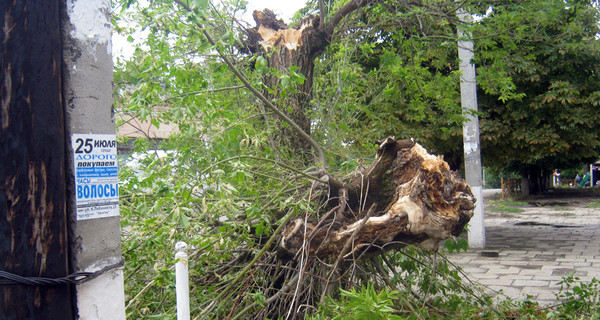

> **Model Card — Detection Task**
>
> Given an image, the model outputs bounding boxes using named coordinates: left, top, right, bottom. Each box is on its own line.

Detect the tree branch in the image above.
left=322, top=0, right=374, bottom=35
left=320, top=203, right=377, bottom=303
left=196, top=209, right=296, bottom=318
left=159, top=85, right=245, bottom=103
left=199, top=155, right=328, bottom=184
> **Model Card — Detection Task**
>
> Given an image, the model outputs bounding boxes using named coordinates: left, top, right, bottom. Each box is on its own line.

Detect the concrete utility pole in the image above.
left=62, top=0, right=126, bottom=318
left=1, top=2, right=74, bottom=318
left=457, top=9, right=486, bottom=248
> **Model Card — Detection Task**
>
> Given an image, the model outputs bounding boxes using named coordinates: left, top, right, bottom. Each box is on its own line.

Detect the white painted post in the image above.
left=457, top=8, right=486, bottom=248
left=175, top=242, right=190, bottom=320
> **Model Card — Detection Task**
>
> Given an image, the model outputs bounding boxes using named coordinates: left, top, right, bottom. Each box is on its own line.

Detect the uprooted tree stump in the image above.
left=278, top=137, right=475, bottom=260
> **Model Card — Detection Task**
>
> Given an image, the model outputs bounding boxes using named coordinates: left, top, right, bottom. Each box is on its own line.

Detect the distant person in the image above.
left=596, top=180, right=600, bottom=187
left=553, top=169, right=561, bottom=186
left=576, top=174, right=581, bottom=186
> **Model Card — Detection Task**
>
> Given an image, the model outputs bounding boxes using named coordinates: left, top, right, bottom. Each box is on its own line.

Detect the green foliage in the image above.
left=311, top=0, right=600, bottom=177
left=555, top=275, right=600, bottom=318
left=309, top=285, right=403, bottom=320
left=483, top=167, right=502, bottom=189
left=311, top=0, right=466, bottom=165
left=475, top=0, right=600, bottom=178
left=587, top=201, right=600, bottom=208
left=311, top=272, right=600, bottom=319
left=113, top=2, right=314, bottom=318
left=443, top=237, right=469, bottom=254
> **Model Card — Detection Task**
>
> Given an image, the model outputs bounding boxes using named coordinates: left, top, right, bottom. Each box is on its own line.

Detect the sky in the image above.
left=244, top=0, right=307, bottom=23
left=113, top=0, right=308, bottom=59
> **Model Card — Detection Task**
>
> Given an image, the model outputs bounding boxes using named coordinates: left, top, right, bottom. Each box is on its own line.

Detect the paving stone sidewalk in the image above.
left=447, top=190, right=600, bottom=305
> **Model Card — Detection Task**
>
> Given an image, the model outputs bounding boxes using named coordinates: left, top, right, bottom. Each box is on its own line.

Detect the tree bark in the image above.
left=0, top=1, right=74, bottom=319
left=521, top=165, right=548, bottom=196
left=243, top=10, right=322, bottom=153
left=278, top=138, right=475, bottom=259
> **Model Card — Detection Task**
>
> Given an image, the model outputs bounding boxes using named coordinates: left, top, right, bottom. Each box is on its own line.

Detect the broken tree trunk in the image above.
left=242, top=5, right=370, bottom=156
left=242, top=9, right=324, bottom=153
left=279, top=137, right=475, bottom=259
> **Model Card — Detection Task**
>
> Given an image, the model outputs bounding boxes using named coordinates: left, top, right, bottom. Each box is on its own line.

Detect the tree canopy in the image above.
left=474, top=0, right=600, bottom=192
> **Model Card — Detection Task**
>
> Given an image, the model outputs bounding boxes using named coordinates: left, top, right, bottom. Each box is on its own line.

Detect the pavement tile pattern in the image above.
left=447, top=190, right=600, bottom=305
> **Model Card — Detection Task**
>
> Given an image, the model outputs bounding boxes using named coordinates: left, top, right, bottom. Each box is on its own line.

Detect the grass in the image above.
left=557, top=212, right=576, bottom=216
left=488, top=200, right=526, bottom=213
left=497, top=200, right=528, bottom=206
left=551, top=207, right=576, bottom=216
left=488, top=206, right=525, bottom=213
left=586, top=201, right=600, bottom=208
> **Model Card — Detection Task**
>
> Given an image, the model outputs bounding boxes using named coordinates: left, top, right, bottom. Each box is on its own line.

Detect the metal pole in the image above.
left=175, top=242, right=190, bottom=320
left=457, top=8, right=486, bottom=248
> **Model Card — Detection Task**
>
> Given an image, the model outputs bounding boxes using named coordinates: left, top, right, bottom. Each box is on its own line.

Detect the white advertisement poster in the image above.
left=72, top=134, right=120, bottom=220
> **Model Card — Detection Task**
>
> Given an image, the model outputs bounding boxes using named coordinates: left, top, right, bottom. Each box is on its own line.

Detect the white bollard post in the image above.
left=175, top=242, right=190, bottom=320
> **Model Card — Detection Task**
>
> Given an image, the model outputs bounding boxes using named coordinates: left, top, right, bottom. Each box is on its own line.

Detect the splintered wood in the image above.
left=279, top=137, right=475, bottom=259
left=248, top=9, right=318, bottom=53
left=256, top=24, right=308, bottom=51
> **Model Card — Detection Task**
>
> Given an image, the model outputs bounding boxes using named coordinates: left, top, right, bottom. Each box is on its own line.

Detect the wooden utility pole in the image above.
left=0, top=1, right=75, bottom=319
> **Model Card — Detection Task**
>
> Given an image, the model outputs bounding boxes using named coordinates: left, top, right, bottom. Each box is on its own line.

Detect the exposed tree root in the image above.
left=280, top=138, right=475, bottom=259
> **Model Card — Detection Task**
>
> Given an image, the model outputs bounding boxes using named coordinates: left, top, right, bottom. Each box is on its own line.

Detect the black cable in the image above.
left=0, top=258, right=125, bottom=286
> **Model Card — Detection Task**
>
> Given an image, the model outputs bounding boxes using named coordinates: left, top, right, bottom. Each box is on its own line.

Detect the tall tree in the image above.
left=474, top=0, right=600, bottom=193
left=241, top=4, right=372, bottom=155
left=308, top=0, right=600, bottom=193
